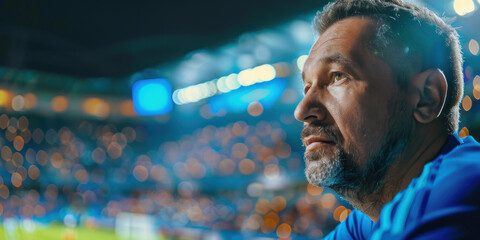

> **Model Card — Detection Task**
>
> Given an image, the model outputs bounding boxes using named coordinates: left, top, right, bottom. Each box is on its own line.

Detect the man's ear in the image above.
left=411, top=68, right=448, bottom=124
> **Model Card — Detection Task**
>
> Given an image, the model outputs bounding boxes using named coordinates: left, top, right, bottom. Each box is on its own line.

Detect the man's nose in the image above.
left=294, top=91, right=327, bottom=124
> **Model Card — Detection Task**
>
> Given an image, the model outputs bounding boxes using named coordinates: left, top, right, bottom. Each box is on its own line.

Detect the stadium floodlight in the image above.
left=132, top=78, right=172, bottom=115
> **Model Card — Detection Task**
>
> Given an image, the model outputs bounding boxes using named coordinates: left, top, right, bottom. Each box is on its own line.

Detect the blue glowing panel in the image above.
left=132, top=78, right=172, bottom=115
left=209, top=78, right=286, bottom=114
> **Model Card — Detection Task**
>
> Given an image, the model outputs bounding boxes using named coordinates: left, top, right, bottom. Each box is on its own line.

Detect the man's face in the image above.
left=295, top=17, right=412, bottom=194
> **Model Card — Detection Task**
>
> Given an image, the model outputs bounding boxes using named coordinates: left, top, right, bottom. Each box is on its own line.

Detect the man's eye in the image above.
left=333, top=72, right=347, bottom=82
left=303, top=85, right=310, bottom=95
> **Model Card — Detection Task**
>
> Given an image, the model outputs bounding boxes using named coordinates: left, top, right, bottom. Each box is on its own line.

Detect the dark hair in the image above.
left=314, top=0, right=463, bottom=134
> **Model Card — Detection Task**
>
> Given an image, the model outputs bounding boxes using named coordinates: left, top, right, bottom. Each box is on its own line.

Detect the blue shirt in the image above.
left=324, top=133, right=480, bottom=239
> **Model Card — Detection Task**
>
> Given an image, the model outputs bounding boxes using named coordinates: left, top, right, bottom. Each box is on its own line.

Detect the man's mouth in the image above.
left=304, top=136, right=335, bottom=152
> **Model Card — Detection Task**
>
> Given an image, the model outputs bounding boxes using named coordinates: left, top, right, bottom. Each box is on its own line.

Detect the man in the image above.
left=294, top=0, right=480, bottom=239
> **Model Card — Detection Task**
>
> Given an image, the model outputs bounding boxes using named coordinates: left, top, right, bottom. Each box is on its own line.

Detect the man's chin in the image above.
left=304, top=156, right=342, bottom=187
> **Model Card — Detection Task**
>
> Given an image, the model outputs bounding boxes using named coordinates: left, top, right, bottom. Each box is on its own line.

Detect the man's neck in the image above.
left=344, top=126, right=449, bottom=223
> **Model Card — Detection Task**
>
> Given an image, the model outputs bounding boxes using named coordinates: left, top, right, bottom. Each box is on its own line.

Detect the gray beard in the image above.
left=304, top=98, right=412, bottom=203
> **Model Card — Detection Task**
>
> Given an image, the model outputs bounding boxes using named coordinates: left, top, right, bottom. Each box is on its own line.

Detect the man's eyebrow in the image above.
left=324, top=53, right=353, bottom=66
left=301, top=53, right=353, bottom=83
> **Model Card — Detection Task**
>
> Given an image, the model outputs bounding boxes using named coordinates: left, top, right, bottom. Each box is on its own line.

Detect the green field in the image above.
left=0, top=224, right=148, bottom=240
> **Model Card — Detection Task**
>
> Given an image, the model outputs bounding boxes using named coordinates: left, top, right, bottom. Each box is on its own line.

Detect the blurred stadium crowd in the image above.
left=0, top=113, right=352, bottom=239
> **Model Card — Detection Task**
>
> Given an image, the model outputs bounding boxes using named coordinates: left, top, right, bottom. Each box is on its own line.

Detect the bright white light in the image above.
left=216, top=77, right=230, bottom=93
left=196, top=84, right=208, bottom=101
left=200, top=82, right=215, bottom=98
left=207, top=81, right=218, bottom=95
left=172, top=89, right=182, bottom=105
left=453, top=0, right=475, bottom=16
left=178, top=89, right=187, bottom=104
left=297, top=55, right=308, bottom=71
left=184, top=86, right=199, bottom=103
left=238, top=69, right=258, bottom=86
left=193, top=86, right=203, bottom=101
left=174, top=81, right=219, bottom=105
left=182, top=87, right=192, bottom=103
left=254, top=64, right=276, bottom=82
left=225, top=73, right=240, bottom=90
left=173, top=62, right=285, bottom=106
left=260, top=174, right=286, bottom=190
left=192, top=86, right=203, bottom=102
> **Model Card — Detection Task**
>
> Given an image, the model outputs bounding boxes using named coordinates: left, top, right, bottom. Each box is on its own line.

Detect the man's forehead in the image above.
left=302, top=17, right=379, bottom=80
left=312, top=17, right=378, bottom=54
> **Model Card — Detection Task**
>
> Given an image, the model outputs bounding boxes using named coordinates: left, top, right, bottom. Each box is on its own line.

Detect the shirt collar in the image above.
left=439, top=132, right=463, bottom=156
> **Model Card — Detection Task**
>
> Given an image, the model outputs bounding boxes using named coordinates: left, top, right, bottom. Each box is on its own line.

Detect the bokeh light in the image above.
left=28, top=165, right=40, bottom=180
left=133, top=165, right=149, bottom=182
left=12, top=152, right=24, bottom=167
left=453, top=0, right=476, bottom=16
left=239, top=158, right=255, bottom=174
left=13, top=136, right=24, bottom=151
left=0, top=184, right=9, bottom=199
left=11, top=172, right=22, bottom=187
left=218, top=158, right=236, bottom=175
left=1, top=146, right=12, bottom=161
left=0, top=89, right=13, bottom=107
left=107, top=142, right=122, bottom=159
left=132, top=78, right=173, bottom=115
left=339, top=209, right=352, bottom=222
left=271, top=196, right=287, bottom=212
left=462, top=95, right=472, bottom=111
left=255, top=64, right=276, bottom=82
left=74, top=169, right=89, bottom=183
left=50, top=152, right=64, bottom=168
left=262, top=212, right=279, bottom=233
left=333, top=206, right=346, bottom=221
left=92, top=148, right=106, bottom=164
left=36, top=150, right=48, bottom=166
left=120, top=100, right=137, bottom=117
left=51, top=96, right=69, bottom=112
left=459, top=126, right=470, bottom=138
left=18, top=116, right=29, bottom=130
left=474, top=88, right=480, bottom=100
left=296, top=55, right=308, bottom=71
left=23, top=93, right=37, bottom=109
left=320, top=193, right=336, bottom=209
left=247, top=183, right=263, bottom=197
left=238, top=69, right=258, bottom=86
left=0, top=114, right=8, bottom=129
left=11, top=95, right=25, bottom=111
left=469, top=39, right=479, bottom=55
left=307, top=183, right=324, bottom=196
left=276, top=223, right=292, bottom=238
left=83, top=98, right=110, bottom=118
left=247, top=102, right=264, bottom=116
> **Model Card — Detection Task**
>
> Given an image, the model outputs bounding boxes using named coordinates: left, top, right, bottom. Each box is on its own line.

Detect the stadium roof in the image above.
left=0, top=0, right=322, bottom=79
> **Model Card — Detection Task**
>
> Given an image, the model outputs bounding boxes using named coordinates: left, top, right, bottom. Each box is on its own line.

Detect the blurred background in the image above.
left=0, top=0, right=479, bottom=239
